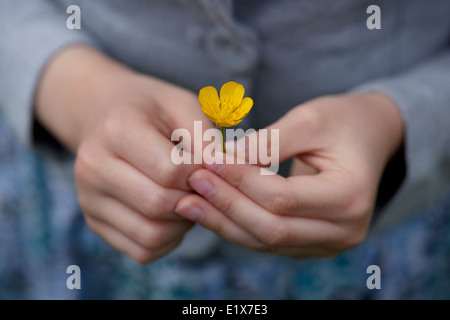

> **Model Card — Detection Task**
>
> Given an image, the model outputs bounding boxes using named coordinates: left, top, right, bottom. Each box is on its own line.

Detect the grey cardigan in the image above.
left=1, top=0, right=450, bottom=257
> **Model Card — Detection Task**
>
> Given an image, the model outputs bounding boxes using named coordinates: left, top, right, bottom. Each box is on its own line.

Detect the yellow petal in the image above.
left=203, top=112, right=220, bottom=125
left=216, top=119, right=241, bottom=127
left=199, top=86, right=220, bottom=115
left=199, top=82, right=253, bottom=128
left=220, top=81, right=245, bottom=112
left=234, top=97, right=253, bottom=118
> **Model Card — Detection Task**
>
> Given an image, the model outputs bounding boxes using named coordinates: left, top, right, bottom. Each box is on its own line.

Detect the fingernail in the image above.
left=175, top=204, right=204, bottom=222
left=188, top=176, right=215, bottom=197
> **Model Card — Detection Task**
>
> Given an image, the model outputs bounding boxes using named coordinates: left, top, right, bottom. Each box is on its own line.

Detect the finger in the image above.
left=175, top=193, right=263, bottom=249
left=85, top=215, right=184, bottom=264
left=204, top=155, right=340, bottom=218
left=202, top=153, right=366, bottom=221
left=108, top=116, right=201, bottom=191
left=77, top=153, right=188, bottom=220
left=150, top=81, right=215, bottom=134
left=84, top=194, right=193, bottom=249
left=229, top=106, right=324, bottom=165
left=149, top=85, right=217, bottom=162
left=175, top=194, right=340, bottom=258
left=185, top=168, right=344, bottom=246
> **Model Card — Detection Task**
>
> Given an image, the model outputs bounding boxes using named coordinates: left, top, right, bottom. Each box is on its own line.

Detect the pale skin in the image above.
left=35, top=45, right=213, bottom=263
left=176, top=93, right=404, bottom=257
left=35, top=45, right=404, bottom=263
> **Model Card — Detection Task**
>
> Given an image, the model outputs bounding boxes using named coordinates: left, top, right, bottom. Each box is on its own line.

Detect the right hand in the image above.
left=35, top=46, right=212, bottom=263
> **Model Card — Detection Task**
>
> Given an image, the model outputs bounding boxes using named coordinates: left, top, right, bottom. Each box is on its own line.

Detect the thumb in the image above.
left=228, top=106, right=320, bottom=166
left=161, top=90, right=216, bottom=161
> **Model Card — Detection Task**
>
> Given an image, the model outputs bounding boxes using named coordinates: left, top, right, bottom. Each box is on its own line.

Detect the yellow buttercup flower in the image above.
left=199, top=81, right=253, bottom=152
left=199, top=81, right=253, bottom=128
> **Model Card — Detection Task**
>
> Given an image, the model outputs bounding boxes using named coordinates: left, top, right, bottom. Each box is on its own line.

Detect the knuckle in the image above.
left=100, top=109, right=126, bottom=146
left=74, top=143, right=105, bottom=189
left=134, top=227, right=163, bottom=250
left=348, top=225, right=368, bottom=248
left=141, top=192, right=170, bottom=219
left=259, top=222, right=289, bottom=246
left=341, top=187, right=374, bottom=224
left=209, top=218, right=226, bottom=236
left=296, top=106, right=322, bottom=128
left=132, top=239, right=182, bottom=264
left=217, top=197, right=236, bottom=215
left=74, top=144, right=95, bottom=179
left=131, top=249, right=155, bottom=265
left=334, top=225, right=368, bottom=251
left=267, top=190, right=295, bottom=214
left=74, top=146, right=103, bottom=209
left=156, top=160, right=181, bottom=187
left=224, top=167, right=244, bottom=189
left=133, top=222, right=186, bottom=251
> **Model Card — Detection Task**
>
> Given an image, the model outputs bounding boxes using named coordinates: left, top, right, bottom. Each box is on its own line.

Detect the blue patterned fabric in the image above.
left=0, top=115, right=449, bottom=300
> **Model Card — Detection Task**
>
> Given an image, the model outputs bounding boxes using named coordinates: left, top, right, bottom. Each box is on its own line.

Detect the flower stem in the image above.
left=220, top=126, right=226, bottom=153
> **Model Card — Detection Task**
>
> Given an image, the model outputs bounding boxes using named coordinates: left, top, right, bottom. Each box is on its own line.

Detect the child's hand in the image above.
left=35, top=46, right=212, bottom=263
left=74, top=79, right=214, bottom=263
left=175, top=92, right=404, bottom=258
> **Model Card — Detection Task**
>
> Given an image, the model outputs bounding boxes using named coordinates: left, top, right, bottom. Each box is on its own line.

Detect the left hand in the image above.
left=175, top=92, right=404, bottom=258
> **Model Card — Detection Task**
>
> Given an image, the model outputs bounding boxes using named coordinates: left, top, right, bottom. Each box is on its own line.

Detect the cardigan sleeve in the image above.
left=351, top=50, right=450, bottom=231
left=0, top=0, right=100, bottom=146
